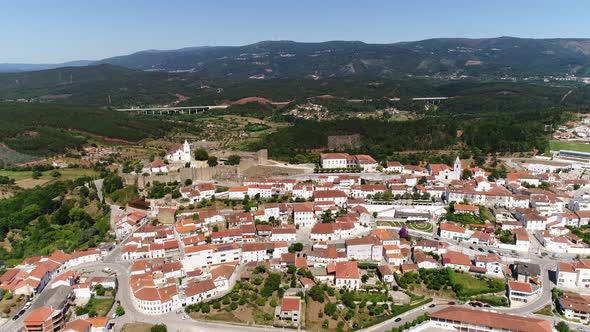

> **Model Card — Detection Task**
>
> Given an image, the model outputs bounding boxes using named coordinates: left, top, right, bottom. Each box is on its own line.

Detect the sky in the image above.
left=2, top=0, right=590, bottom=63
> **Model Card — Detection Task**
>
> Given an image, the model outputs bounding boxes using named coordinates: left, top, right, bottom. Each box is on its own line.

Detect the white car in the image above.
left=182, top=315, right=189, bottom=320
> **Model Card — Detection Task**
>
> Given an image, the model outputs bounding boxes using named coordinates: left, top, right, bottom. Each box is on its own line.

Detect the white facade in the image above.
left=166, top=140, right=192, bottom=162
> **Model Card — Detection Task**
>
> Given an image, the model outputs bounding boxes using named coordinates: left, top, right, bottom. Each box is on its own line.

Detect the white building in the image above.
left=166, top=140, right=191, bottom=163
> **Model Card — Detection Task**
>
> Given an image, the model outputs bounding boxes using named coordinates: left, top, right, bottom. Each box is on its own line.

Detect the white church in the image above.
left=166, top=140, right=192, bottom=163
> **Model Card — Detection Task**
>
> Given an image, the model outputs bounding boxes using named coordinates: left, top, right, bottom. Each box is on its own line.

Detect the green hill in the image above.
left=0, top=102, right=174, bottom=159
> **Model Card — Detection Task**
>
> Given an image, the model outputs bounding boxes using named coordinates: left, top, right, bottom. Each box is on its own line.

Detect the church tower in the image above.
left=453, top=155, right=462, bottom=180
left=182, top=140, right=191, bottom=162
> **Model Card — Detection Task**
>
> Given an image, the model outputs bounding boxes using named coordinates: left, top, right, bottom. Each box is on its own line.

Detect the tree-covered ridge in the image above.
left=259, top=108, right=572, bottom=163
left=0, top=177, right=112, bottom=266
left=93, top=38, right=590, bottom=78
left=0, top=102, right=175, bottom=157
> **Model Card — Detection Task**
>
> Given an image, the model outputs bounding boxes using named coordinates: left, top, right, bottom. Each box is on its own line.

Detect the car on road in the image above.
left=447, top=301, right=456, bottom=305
left=18, top=309, right=25, bottom=316
left=182, top=315, right=189, bottom=320
left=469, top=246, right=475, bottom=250
left=12, top=314, right=19, bottom=321
left=394, top=317, right=402, bottom=322
left=488, top=249, right=496, bottom=254
left=477, top=247, right=485, bottom=252
left=428, top=304, right=436, bottom=308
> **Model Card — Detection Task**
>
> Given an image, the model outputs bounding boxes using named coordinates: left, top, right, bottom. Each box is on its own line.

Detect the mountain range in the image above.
left=2, top=37, right=590, bottom=78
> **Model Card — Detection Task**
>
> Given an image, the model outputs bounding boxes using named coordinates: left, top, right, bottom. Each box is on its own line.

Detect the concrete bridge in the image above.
left=114, top=105, right=229, bottom=115
left=115, top=97, right=449, bottom=115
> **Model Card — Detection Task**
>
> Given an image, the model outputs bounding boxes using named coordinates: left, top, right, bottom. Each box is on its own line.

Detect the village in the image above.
left=4, top=141, right=590, bottom=332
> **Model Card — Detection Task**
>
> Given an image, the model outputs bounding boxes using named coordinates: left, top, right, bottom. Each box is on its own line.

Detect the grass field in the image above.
left=0, top=168, right=98, bottom=182
left=88, top=298, right=115, bottom=316
left=378, top=220, right=434, bottom=233
left=550, top=140, right=590, bottom=152
left=121, top=323, right=154, bottom=332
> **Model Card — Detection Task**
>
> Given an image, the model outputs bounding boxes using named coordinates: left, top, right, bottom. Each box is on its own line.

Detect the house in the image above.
left=270, top=227, right=297, bottom=243
left=508, top=280, right=540, bottom=304
left=511, top=262, right=541, bottom=283
left=413, top=250, right=439, bottom=269
left=377, top=265, right=395, bottom=283
left=441, top=251, right=471, bottom=271
left=86, top=317, right=112, bottom=332
left=334, top=261, right=361, bottom=290
left=453, top=204, right=480, bottom=215
left=52, top=160, right=68, bottom=168
left=275, top=296, right=301, bottom=325
left=426, top=307, right=552, bottom=332
left=184, top=279, right=217, bottom=305
left=313, top=190, right=348, bottom=207
left=385, top=161, right=404, bottom=173
left=73, top=283, right=93, bottom=305
left=345, top=235, right=383, bottom=261
left=474, top=254, right=503, bottom=276
left=558, top=292, right=590, bottom=324
left=439, top=223, right=467, bottom=241
left=24, top=306, right=67, bottom=332
left=228, top=186, right=248, bottom=200
left=150, top=160, right=168, bottom=174
left=166, top=140, right=191, bottom=162
left=557, top=259, right=590, bottom=289
left=355, top=154, right=378, bottom=172
left=63, top=319, right=92, bottom=332
left=293, top=203, right=316, bottom=228
left=321, top=153, right=351, bottom=169
left=241, top=243, right=269, bottom=263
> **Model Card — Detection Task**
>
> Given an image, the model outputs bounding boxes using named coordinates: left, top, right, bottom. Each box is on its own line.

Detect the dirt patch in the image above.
left=16, top=178, right=50, bottom=189
left=121, top=323, right=153, bottom=332
left=0, top=295, right=26, bottom=318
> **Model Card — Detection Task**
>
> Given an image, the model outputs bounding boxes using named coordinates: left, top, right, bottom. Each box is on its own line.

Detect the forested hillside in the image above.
left=0, top=103, right=174, bottom=157
left=0, top=177, right=112, bottom=266
left=259, top=108, right=573, bottom=163
left=94, top=38, right=590, bottom=78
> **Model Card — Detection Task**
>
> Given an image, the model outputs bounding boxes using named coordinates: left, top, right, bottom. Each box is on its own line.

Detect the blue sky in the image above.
left=2, top=0, right=590, bottom=63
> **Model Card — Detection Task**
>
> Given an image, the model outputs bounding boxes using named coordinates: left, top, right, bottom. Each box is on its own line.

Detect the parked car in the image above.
left=447, top=301, right=456, bottom=305
left=469, top=246, right=475, bottom=250
left=394, top=317, right=402, bottom=322
left=478, top=247, right=485, bottom=252
left=428, top=304, right=436, bottom=308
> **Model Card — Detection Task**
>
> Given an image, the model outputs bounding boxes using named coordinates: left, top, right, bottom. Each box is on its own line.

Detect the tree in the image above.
left=207, top=156, right=218, bottom=167
left=115, top=305, right=125, bottom=316
left=226, top=155, right=241, bottom=165
left=151, top=324, right=168, bottom=332
left=462, top=169, right=473, bottom=179
left=308, top=285, right=326, bottom=303
left=555, top=321, right=570, bottom=332
left=184, top=178, right=193, bottom=186
left=361, top=275, right=369, bottom=283
left=324, top=302, right=337, bottom=316
left=194, top=148, right=209, bottom=161
left=51, top=170, right=61, bottom=178
left=398, top=226, right=409, bottom=239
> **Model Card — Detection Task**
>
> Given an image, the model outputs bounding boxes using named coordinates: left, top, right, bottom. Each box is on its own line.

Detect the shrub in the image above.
left=151, top=324, right=168, bottom=332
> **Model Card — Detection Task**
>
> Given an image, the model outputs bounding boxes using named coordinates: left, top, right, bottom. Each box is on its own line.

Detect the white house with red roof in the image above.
left=149, top=160, right=168, bottom=174
left=293, top=203, right=316, bottom=228
left=385, top=161, right=404, bottom=173
left=313, top=190, right=348, bottom=207
left=439, top=222, right=468, bottom=241
left=334, top=261, right=361, bottom=290
left=320, top=153, right=353, bottom=169
left=441, top=251, right=472, bottom=271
